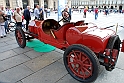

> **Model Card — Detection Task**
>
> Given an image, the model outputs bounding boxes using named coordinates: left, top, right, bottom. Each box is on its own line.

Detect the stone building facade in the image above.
left=0, top=0, right=123, bottom=10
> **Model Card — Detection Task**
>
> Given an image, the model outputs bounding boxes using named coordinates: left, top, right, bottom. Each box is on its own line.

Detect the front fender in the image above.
left=66, top=27, right=110, bottom=53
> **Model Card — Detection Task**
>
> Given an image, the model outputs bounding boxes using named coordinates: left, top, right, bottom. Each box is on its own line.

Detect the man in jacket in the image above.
left=23, top=6, right=31, bottom=31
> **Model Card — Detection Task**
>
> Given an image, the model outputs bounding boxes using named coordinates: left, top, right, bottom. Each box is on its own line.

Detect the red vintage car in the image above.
left=15, top=19, right=124, bottom=83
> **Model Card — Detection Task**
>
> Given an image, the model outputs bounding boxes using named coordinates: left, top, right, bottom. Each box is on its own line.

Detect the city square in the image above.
left=0, top=11, right=124, bottom=83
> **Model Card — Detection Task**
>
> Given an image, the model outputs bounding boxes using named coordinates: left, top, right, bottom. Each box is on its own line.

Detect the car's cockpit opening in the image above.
left=42, top=19, right=61, bottom=34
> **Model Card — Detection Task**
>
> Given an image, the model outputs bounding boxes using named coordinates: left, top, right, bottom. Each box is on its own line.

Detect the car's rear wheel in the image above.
left=15, top=26, right=26, bottom=48
left=63, top=44, right=100, bottom=83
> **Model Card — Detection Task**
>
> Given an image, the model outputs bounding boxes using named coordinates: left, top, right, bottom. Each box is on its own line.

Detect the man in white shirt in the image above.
left=13, top=7, right=22, bottom=27
left=34, top=5, right=40, bottom=20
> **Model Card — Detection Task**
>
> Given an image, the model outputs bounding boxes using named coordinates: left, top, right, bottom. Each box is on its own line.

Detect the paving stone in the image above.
left=94, top=68, right=124, bottom=83
left=0, top=44, right=19, bottom=53
left=57, top=58, right=64, bottom=65
left=116, top=52, right=124, bottom=70
left=5, top=39, right=17, bottom=45
left=0, top=50, right=18, bottom=61
left=16, top=81, right=23, bottom=83
left=0, top=42, right=8, bottom=47
left=0, top=37, right=12, bottom=43
left=56, top=74, right=81, bottom=83
left=24, top=51, right=63, bottom=72
left=54, top=48, right=64, bottom=54
left=12, top=47, right=32, bottom=54
left=24, top=50, right=46, bottom=59
left=0, top=64, right=33, bottom=83
left=22, top=61, right=67, bottom=83
left=0, top=54, right=30, bottom=72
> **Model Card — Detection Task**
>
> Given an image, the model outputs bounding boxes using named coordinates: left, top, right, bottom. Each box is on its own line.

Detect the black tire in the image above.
left=15, top=26, right=26, bottom=48
left=105, top=35, right=121, bottom=71
left=8, top=22, right=16, bottom=31
left=63, top=44, right=100, bottom=83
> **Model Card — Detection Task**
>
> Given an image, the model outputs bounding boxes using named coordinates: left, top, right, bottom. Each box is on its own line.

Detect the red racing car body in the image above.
left=15, top=19, right=124, bottom=83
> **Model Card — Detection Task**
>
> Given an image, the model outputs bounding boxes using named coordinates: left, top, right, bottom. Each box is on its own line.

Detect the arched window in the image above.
left=34, top=0, right=39, bottom=8
left=22, top=0, right=28, bottom=9
left=44, top=0, right=48, bottom=8
left=6, top=0, right=10, bottom=6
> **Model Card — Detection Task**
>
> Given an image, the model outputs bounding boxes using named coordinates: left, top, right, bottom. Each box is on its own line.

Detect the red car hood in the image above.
left=82, top=28, right=116, bottom=40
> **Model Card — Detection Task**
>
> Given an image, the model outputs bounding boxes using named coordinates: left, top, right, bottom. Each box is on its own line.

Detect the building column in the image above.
left=28, top=0, right=34, bottom=8
left=9, top=0, right=18, bottom=9
left=18, top=0, right=23, bottom=7
left=48, top=0, right=54, bottom=10
left=39, top=0, right=44, bottom=8
left=67, top=0, right=71, bottom=8
left=1, top=0, right=6, bottom=7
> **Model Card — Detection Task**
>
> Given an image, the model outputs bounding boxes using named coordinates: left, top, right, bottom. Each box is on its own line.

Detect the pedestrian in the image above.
left=34, top=5, right=40, bottom=20
left=12, top=7, right=22, bottom=27
left=0, top=6, right=6, bottom=38
left=47, top=8, right=50, bottom=16
left=94, top=6, right=98, bottom=20
left=5, top=7, right=12, bottom=21
left=83, top=7, right=87, bottom=18
left=1, top=6, right=9, bottom=34
left=105, top=9, right=108, bottom=15
left=62, top=7, right=71, bottom=24
left=5, top=7, right=13, bottom=34
left=23, top=6, right=31, bottom=31
left=39, top=7, right=44, bottom=20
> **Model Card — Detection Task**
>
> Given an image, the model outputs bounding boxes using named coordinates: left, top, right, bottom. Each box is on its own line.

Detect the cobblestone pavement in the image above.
left=0, top=12, right=124, bottom=83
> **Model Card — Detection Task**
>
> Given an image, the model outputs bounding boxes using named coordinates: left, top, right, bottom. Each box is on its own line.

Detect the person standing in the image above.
left=34, top=5, right=40, bottom=20
left=39, top=7, right=44, bottom=20
left=13, top=7, right=22, bottom=27
left=1, top=6, right=9, bottom=34
left=62, top=7, right=71, bottom=24
left=23, top=6, right=31, bottom=31
left=94, top=6, right=98, bottom=20
left=0, top=6, right=6, bottom=38
left=5, top=7, right=12, bottom=21
left=83, top=7, right=87, bottom=18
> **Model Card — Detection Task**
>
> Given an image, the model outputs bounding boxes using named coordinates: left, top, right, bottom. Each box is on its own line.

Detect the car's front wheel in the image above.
left=63, top=44, right=100, bottom=83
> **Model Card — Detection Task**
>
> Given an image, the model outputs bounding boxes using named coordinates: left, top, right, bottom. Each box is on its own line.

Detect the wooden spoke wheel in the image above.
left=15, top=27, right=26, bottom=48
left=63, top=44, right=100, bottom=83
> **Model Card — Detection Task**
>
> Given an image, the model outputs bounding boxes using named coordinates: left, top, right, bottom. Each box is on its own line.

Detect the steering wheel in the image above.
left=62, top=11, right=71, bottom=22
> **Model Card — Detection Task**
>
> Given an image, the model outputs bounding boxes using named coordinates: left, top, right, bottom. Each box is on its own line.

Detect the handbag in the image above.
left=2, top=15, right=7, bottom=21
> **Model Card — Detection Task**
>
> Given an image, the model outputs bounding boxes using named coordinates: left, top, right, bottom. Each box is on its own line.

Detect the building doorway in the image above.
left=119, top=6, right=122, bottom=10
left=119, top=6, right=122, bottom=13
left=44, top=0, right=48, bottom=8
left=22, top=0, right=28, bottom=9
left=111, top=6, right=113, bottom=9
left=6, top=0, right=10, bottom=7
